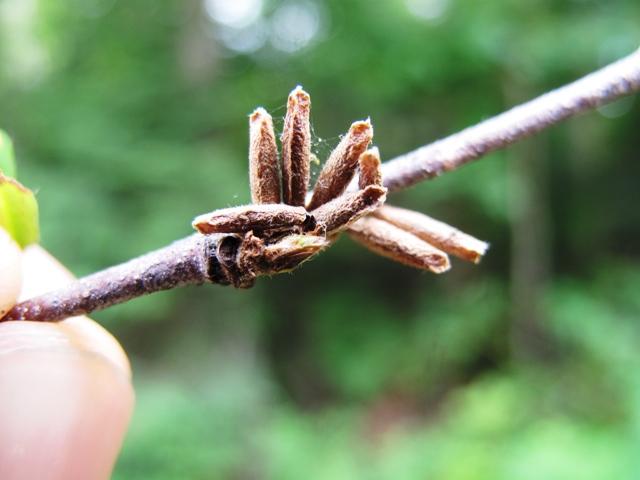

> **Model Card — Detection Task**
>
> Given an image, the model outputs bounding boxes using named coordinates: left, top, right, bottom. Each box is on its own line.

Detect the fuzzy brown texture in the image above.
left=358, top=147, right=383, bottom=189
left=238, top=232, right=330, bottom=276
left=249, top=108, right=281, bottom=204
left=373, top=205, right=489, bottom=263
left=192, top=204, right=310, bottom=234
left=307, top=120, right=373, bottom=211
left=347, top=217, right=450, bottom=273
left=281, top=87, right=311, bottom=207
left=311, top=185, right=387, bottom=236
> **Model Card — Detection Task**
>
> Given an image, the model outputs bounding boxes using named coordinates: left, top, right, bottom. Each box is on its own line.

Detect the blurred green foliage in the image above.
left=1, top=0, right=639, bottom=478
left=0, top=129, right=17, bottom=177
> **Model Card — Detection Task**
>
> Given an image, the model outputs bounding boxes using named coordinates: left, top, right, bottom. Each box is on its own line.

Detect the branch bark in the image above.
left=2, top=234, right=255, bottom=322
left=3, top=48, right=640, bottom=323
left=379, top=48, right=640, bottom=193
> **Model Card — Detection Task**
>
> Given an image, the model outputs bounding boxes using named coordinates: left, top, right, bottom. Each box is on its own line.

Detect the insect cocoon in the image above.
left=192, top=204, right=310, bottom=234
left=373, top=205, right=489, bottom=263
left=249, top=108, right=281, bottom=204
left=347, top=216, right=450, bottom=273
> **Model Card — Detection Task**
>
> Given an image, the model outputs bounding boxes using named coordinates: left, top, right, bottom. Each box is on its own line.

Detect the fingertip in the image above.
left=0, top=341, right=135, bottom=480
left=0, top=243, right=135, bottom=479
left=18, top=244, right=132, bottom=378
left=0, top=318, right=132, bottom=381
left=19, top=243, right=76, bottom=300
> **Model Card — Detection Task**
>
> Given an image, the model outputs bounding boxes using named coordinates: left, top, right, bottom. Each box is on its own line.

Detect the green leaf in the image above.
left=0, top=173, right=40, bottom=248
left=0, top=129, right=17, bottom=178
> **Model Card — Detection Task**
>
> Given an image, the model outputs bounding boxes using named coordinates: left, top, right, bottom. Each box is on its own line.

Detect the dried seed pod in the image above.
left=249, top=108, right=280, bottom=204
left=307, top=119, right=373, bottom=211
left=373, top=205, right=489, bottom=263
left=358, top=147, right=383, bottom=188
left=311, top=185, right=387, bottom=236
left=281, top=86, right=311, bottom=207
left=193, top=204, right=310, bottom=234
left=347, top=217, right=451, bottom=273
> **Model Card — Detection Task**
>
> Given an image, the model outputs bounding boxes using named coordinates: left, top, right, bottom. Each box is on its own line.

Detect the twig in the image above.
left=2, top=234, right=254, bottom=322
left=3, top=48, right=640, bottom=323
left=378, top=48, right=640, bottom=193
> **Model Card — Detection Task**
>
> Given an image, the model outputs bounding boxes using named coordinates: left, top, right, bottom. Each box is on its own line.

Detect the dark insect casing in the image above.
left=193, top=204, right=311, bottom=234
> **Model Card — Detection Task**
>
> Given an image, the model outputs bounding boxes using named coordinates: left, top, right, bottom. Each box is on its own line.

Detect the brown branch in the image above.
left=3, top=48, right=640, bottom=323
left=378, top=48, right=640, bottom=193
left=2, top=234, right=254, bottom=322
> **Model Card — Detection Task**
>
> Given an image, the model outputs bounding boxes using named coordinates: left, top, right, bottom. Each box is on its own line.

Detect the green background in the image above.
left=1, top=0, right=640, bottom=478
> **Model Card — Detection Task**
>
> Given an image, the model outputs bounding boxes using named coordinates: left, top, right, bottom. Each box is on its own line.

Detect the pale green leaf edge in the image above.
left=0, top=129, right=40, bottom=248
